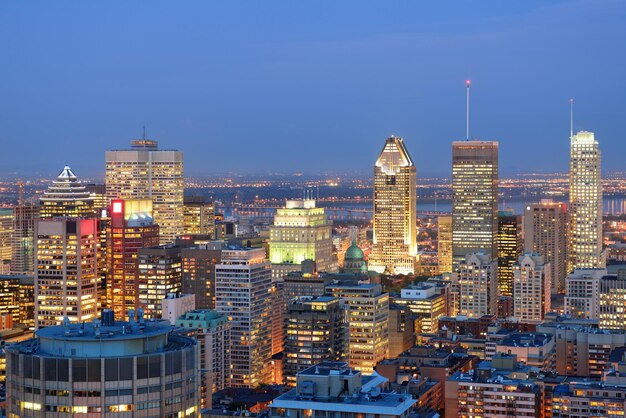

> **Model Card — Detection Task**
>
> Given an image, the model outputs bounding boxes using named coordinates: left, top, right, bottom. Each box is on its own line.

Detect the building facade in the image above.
left=392, top=282, right=447, bottom=334
left=513, top=253, right=551, bottom=322
left=458, top=253, right=497, bottom=317
left=11, top=202, right=39, bottom=275
left=452, top=141, right=498, bottom=268
left=39, top=166, right=95, bottom=219
left=181, top=243, right=224, bottom=310
left=106, top=139, right=184, bottom=244
left=497, top=211, right=522, bottom=297
left=137, top=245, right=183, bottom=319
left=183, top=196, right=215, bottom=237
left=370, top=136, right=417, bottom=275
left=437, top=215, right=453, bottom=275
left=564, top=269, right=605, bottom=319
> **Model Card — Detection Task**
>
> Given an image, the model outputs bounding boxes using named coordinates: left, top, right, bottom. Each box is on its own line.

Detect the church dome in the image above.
left=344, top=239, right=364, bottom=260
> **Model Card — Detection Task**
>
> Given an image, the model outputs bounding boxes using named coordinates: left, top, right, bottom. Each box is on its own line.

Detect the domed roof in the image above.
left=345, top=238, right=364, bottom=260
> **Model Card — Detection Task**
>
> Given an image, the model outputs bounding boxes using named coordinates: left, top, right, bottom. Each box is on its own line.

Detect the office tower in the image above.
left=161, top=292, right=195, bottom=324
left=393, top=282, right=448, bottom=334
left=388, top=304, right=415, bottom=358
left=183, top=196, right=215, bottom=237
left=18, top=275, right=35, bottom=327
left=85, top=184, right=109, bottom=308
left=326, top=282, right=389, bottom=373
left=271, top=362, right=416, bottom=418
left=370, top=136, right=417, bottom=275
left=106, top=199, right=159, bottom=319
left=84, top=183, right=108, bottom=212
left=497, top=211, right=522, bottom=297
left=181, top=242, right=224, bottom=309
left=452, top=141, right=498, bottom=268
left=513, top=253, right=551, bottom=322
left=283, top=263, right=333, bottom=299
left=599, top=272, right=626, bottom=330
left=569, top=131, right=603, bottom=269
left=0, top=209, right=13, bottom=274
left=39, top=166, right=95, bottom=219
left=176, top=309, right=230, bottom=409
left=11, top=202, right=38, bottom=275
left=458, top=253, right=497, bottom=317
left=34, top=218, right=98, bottom=329
left=270, top=281, right=285, bottom=356
left=5, top=317, right=200, bottom=417
left=437, top=215, right=453, bottom=274
left=524, top=200, right=569, bottom=294
left=269, top=199, right=336, bottom=280
left=564, top=268, right=606, bottom=319
left=283, top=296, right=345, bottom=386
left=106, top=139, right=184, bottom=244
left=137, top=245, right=183, bottom=319
left=0, top=275, right=21, bottom=327
left=215, top=247, right=272, bottom=387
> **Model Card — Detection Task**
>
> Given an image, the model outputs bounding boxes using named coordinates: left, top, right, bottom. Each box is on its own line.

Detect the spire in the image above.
left=570, top=98, right=574, bottom=139
left=466, top=79, right=471, bottom=141
left=375, top=136, right=414, bottom=175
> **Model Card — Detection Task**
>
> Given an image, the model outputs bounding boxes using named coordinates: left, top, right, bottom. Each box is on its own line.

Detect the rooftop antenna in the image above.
left=142, top=125, right=146, bottom=140
left=466, top=79, right=471, bottom=141
left=17, top=180, right=23, bottom=206
left=569, top=98, right=574, bottom=139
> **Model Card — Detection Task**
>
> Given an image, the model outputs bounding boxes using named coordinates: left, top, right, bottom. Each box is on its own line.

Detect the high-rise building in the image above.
left=392, top=282, right=448, bottom=334
left=458, top=253, right=497, bottom=317
left=513, top=253, right=551, bottom=322
left=137, top=245, right=183, bottom=319
left=183, top=196, right=215, bottom=237
left=524, top=200, right=569, bottom=294
left=176, top=309, right=230, bottom=409
left=215, top=247, right=272, bottom=387
left=452, top=141, right=498, bottom=268
left=437, top=215, right=453, bottom=274
left=599, top=272, right=626, bottom=330
left=326, top=282, right=389, bottom=373
left=106, top=199, right=159, bottom=319
left=181, top=242, right=224, bottom=309
left=34, top=218, right=99, bottom=328
left=0, top=275, right=21, bottom=327
left=283, top=296, right=345, bottom=386
left=5, top=317, right=200, bottom=417
left=106, top=139, right=184, bottom=244
left=161, top=292, right=195, bottom=324
left=388, top=304, right=415, bottom=358
left=269, top=199, right=336, bottom=280
left=11, top=202, right=38, bottom=275
left=497, top=211, right=522, bottom=297
left=39, top=166, right=95, bottom=219
left=370, top=136, right=417, bottom=275
left=569, top=131, right=603, bottom=270
left=0, top=208, right=13, bottom=274
left=564, top=268, right=606, bottom=319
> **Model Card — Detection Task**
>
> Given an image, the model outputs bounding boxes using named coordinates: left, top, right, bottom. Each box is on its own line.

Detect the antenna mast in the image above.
left=569, top=98, right=574, bottom=139
left=142, top=125, right=146, bottom=140
left=466, top=80, right=471, bottom=141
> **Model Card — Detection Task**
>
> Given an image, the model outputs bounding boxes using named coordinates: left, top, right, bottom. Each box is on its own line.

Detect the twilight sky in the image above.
left=1, top=1, right=625, bottom=178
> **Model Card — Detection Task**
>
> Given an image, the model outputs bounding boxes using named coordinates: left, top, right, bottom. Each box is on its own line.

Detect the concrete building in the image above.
left=283, top=296, right=345, bottom=386
left=162, top=292, right=195, bottom=325
left=524, top=199, right=569, bottom=293
left=392, top=282, right=447, bottom=334
left=269, top=199, right=336, bottom=280
left=564, top=268, right=606, bottom=319
left=39, top=166, right=95, bottom=219
left=5, top=316, right=200, bottom=417
left=445, top=354, right=542, bottom=418
left=183, top=196, right=215, bottom=237
left=106, top=139, right=184, bottom=244
left=270, top=362, right=416, bottom=418
left=181, top=242, right=224, bottom=310
left=497, top=211, right=522, bottom=297
left=215, top=247, right=273, bottom=387
left=569, top=130, right=604, bottom=270
left=458, top=253, right=497, bottom=317
left=437, top=215, right=453, bottom=275
left=106, top=198, right=159, bottom=319
left=513, top=253, right=551, bottom=322
left=326, top=283, right=389, bottom=373
left=387, top=304, right=415, bottom=358
left=35, top=218, right=98, bottom=329
left=0, top=208, right=13, bottom=273
left=494, top=332, right=555, bottom=371
left=0, top=274, right=35, bottom=328
left=176, top=309, right=230, bottom=409
left=370, top=136, right=417, bottom=275
left=599, top=272, right=626, bottom=330
left=137, top=245, right=183, bottom=319
left=452, top=141, right=498, bottom=268
left=11, top=201, right=38, bottom=275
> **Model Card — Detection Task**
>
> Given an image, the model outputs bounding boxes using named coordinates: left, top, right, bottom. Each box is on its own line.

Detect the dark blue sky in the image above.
left=1, top=1, right=625, bottom=178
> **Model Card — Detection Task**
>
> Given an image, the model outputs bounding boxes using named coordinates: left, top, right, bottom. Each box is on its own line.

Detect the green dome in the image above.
left=345, top=239, right=364, bottom=260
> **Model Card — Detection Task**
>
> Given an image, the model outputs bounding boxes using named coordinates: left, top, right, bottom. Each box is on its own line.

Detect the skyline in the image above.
left=1, top=1, right=626, bottom=177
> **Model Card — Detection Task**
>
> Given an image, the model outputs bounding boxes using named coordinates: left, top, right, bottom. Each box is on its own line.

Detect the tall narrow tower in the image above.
left=569, top=131, right=603, bottom=269
left=370, top=136, right=417, bottom=275
left=452, top=141, right=499, bottom=268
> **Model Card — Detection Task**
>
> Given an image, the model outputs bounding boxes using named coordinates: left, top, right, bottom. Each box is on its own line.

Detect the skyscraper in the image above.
left=437, top=215, right=453, bottom=274
left=524, top=200, right=569, bottom=293
left=39, top=166, right=95, bottom=219
left=513, top=253, right=551, bottom=322
left=370, top=136, right=417, bottom=275
left=458, top=253, right=497, bottom=317
left=34, top=218, right=99, bottom=328
left=215, top=247, right=272, bottom=387
left=0, top=208, right=13, bottom=274
left=569, top=131, right=603, bottom=270
left=137, top=245, right=183, bottom=319
left=106, top=139, right=184, bottom=244
left=269, top=199, right=336, bottom=280
left=497, top=211, right=522, bottom=297
left=452, top=141, right=498, bottom=268
left=11, top=202, right=38, bottom=275
left=183, top=196, right=215, bottom=237
left=106, top=199, right=159, bottom=319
